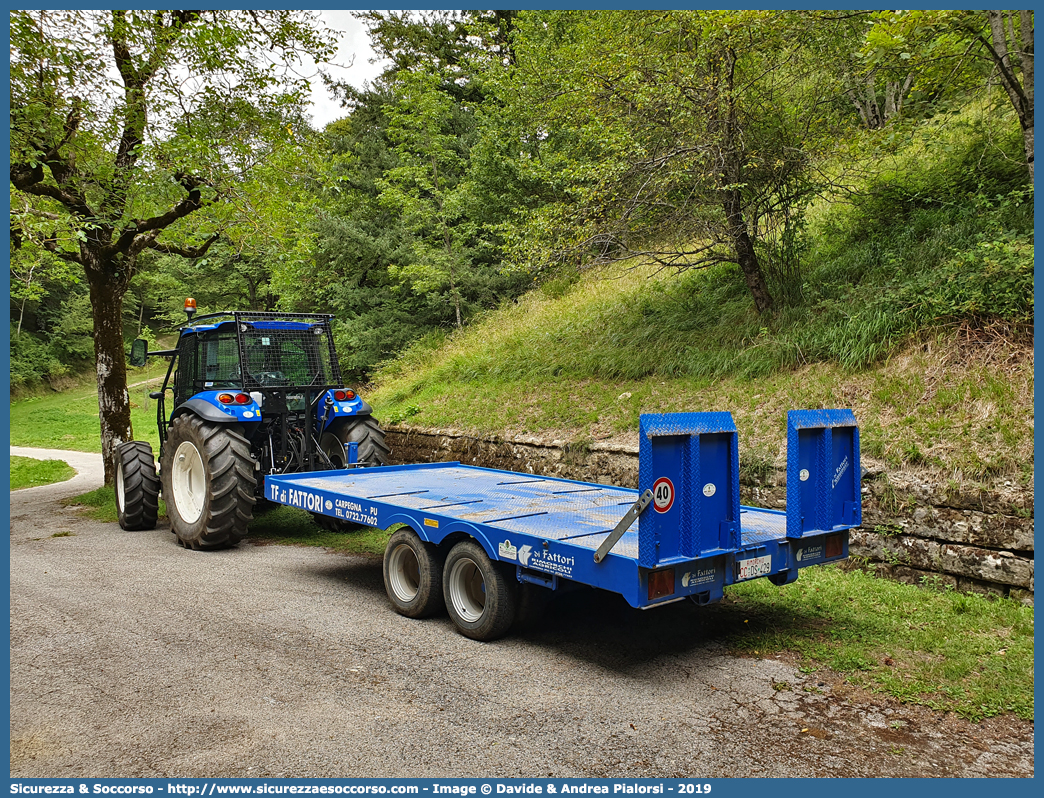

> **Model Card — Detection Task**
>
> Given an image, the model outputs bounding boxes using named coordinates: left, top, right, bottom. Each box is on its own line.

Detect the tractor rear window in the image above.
left=241, top=328, right=333, bottom=388
left=176, top=314, right=341, bottom=400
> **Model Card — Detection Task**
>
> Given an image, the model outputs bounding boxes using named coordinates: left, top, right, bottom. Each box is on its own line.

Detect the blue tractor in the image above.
left=116, top=301, right=389, bottom=549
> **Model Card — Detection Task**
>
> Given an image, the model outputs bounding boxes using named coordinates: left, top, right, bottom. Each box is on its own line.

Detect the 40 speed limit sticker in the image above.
left=652, top=477, right=675, bottom=513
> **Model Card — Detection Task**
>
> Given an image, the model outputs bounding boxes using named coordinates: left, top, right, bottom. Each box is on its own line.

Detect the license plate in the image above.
left=737, top=554, right=772, bottom=581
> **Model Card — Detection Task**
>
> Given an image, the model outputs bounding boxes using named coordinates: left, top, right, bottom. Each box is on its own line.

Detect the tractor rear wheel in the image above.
left=161, top=415, right=256, bottom=550
left=115, top=441, right=159, bottom=531
left=313, top=415, right=390, bottom=532
left=319, top=415, right=390, bottom=469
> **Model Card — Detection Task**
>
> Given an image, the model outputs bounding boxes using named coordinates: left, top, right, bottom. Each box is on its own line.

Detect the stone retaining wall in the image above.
left=386, top=424, right=1034, bottom=604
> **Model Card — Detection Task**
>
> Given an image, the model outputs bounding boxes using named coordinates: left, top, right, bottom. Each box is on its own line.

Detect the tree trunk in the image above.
left=446, top=230, right=462, bottom=329
left=723, top=190, right=774, bottom=315
left=86, top=263, right=133, bottom=485
left=1024, top=123, right=1035, bottom=185
left=986, top=10, right=1034, bottom=186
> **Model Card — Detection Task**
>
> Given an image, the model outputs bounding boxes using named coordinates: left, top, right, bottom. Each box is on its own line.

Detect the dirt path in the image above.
left=8, top=448, right=1034, bottom=778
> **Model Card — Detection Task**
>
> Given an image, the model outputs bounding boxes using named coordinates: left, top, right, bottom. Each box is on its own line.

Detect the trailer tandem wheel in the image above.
left=383, top=528, right=445, bottom=618
left=443, top=540, right=518, bottom=641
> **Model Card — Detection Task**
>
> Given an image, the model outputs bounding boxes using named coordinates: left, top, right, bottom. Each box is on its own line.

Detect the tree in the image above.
left=499, top=11, right=839, bottom=315
left=9, top=10, right=336, bottom=481
left=864, top=10, right=1034, bottom=185
left=379, top=68, right=473, bottom=329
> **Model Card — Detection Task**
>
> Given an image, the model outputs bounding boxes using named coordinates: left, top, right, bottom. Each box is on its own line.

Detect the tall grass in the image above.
left=375, top=111, right=1032, bottom=392
left=368, top=109, right=1033, bottom=485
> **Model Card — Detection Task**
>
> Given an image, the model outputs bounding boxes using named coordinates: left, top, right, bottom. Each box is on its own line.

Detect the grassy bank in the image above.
left=10, top=359, right=168, bottom=453
left=369, top=283, right=1032, bottom=487
left=10, top=455, right=75, bottom=490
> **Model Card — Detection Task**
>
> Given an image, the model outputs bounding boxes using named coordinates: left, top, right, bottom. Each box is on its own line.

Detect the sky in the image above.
left=307, top=11, right=390, bottom=129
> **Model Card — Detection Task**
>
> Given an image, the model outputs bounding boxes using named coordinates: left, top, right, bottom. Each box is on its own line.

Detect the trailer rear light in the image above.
left=217, top=393, right=235, bottom=404
left=234, top=393, right=251, bottom=404
left=825, top=534, right=842, bottom=559
left=648, top=568, right=675, bottom=601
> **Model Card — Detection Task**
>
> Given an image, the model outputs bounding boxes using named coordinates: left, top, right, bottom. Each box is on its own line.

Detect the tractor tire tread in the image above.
left=116, top=441, right=159, bottom=531
left=161, top=415, right=256, bottom=550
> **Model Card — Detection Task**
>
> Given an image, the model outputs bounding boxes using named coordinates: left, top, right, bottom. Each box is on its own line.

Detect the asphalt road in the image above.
left=9, top=449, right=1034, bottom=778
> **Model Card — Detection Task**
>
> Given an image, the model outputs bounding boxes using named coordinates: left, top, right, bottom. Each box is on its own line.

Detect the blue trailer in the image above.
left=264, top=409, right=861, bottom=640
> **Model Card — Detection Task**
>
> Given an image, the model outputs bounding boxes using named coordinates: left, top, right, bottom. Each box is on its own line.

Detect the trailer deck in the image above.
left=265, top=410, right=861, bottom=622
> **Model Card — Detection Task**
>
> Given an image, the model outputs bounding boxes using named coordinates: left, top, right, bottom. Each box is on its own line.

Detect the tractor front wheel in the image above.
left=161, top=415, right=256, bottom=550
left=115, top=441, right=159, bottom=531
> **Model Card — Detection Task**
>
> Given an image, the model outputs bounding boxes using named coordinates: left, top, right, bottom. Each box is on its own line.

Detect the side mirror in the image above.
left=130, top=338, right=148, bottom=368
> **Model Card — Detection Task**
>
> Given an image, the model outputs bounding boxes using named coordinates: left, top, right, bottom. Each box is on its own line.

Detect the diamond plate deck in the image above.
left=283, top=464, right=791, bottom=556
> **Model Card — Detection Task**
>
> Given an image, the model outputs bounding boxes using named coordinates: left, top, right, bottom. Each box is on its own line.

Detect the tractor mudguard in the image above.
left=171, top=394, right=263, bottom=426
left=319, top=392, right=373, bottom=433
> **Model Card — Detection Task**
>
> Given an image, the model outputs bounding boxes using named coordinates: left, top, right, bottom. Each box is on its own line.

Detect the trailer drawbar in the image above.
left=264, top=410, right=861, bottom=640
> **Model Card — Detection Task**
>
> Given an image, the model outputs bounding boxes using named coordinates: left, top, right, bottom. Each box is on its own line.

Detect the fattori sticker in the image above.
left=682, top=568, right=716, bottom=588
left=652, top=477, right=675, bottom=513
left=498, top=540, right=518, bottom=561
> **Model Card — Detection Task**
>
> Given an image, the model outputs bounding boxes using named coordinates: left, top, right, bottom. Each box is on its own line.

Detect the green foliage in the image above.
left=294, top=18, right=533, bottom=379
left=10, top=456, right=75, bottom=490
left=488, top=10, right=844, bottom=314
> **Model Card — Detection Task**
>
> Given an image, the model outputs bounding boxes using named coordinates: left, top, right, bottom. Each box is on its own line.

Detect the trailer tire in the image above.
left=383, top=528, right=445, bottom=618
left=115, top=441, right=159, bottom=531
left=443, top=540, right=518, bottom=641
left=161, top=415, right=256, bottom=550
left=314, top=416, right=391, bottom=532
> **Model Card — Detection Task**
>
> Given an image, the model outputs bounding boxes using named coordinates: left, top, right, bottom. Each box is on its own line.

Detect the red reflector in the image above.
left=825, top=534, right=843, bottom=559
left=648, top=568, right=675, bottom=601
left=344, top=390, right=356, bottom=400
left=217, top=393, right=234, bottom=404
left=234, top=393, right=251, bottom=404
left=334, top=390, right=347, bottom=401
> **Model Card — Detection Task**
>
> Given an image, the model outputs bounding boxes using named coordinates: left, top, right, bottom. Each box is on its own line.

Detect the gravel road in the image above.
left=9, top=449, right=1034, bottom=778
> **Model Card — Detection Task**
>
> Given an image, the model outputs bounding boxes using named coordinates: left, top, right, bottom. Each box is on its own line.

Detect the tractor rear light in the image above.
left=217, top=393, right=235, bottom=404
left=344, top=390, right=356, bottom=400
left=825, top=534, right=843, bottom=559
left=334, top=390, right=347, bottom=401
left=648, top=568, right=675, bottom=601
left=234, top=393, right=251, bottom=404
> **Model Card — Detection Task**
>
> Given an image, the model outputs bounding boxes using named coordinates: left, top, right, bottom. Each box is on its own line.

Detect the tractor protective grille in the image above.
left=176, top=312, right=342, bottom=399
